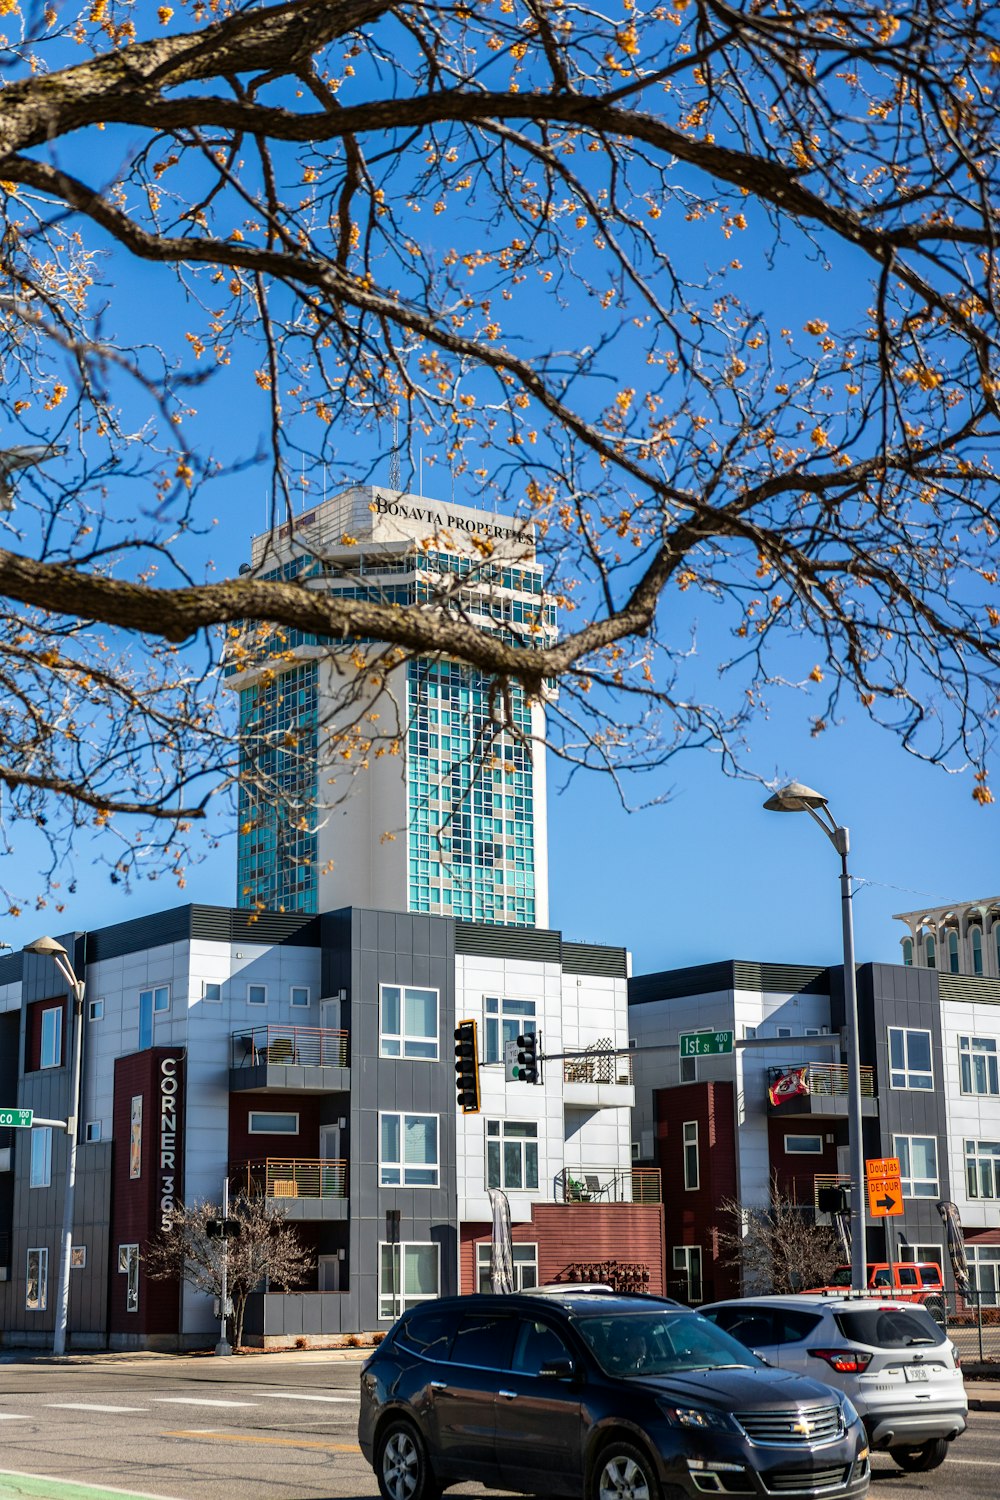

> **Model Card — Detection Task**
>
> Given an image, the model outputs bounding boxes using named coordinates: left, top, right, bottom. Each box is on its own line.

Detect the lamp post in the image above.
left=26, top=935, right=85, bottom=1356
left=763, top=782, right=868, bottom=1292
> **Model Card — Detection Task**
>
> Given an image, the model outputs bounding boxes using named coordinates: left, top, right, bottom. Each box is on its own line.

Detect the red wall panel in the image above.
left=767, top=1116, right=840, bottom=1205
left=227, top=1093, right=323, bottom=1165
left=655, top=1081, right=738, bottom=1301
left=460, top=1203, right=665, bottom=1294
left=110, top=1048, right=185, bottom=1336
left=24, top=996, right=66, bottom=1073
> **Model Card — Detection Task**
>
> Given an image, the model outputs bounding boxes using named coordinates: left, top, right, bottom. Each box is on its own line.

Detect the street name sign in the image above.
left=679, top=1030, right=734, bottom=1058
left=0, top=1108, right=33, bottom=1129
left=866, top=1155, right=903, bottom=1217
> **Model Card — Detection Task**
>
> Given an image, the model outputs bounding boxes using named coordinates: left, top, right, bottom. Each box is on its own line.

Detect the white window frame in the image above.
left=40, top=1004, right=63, bottom=1069
left=290, top=985, right=310, bottom=1008
left=486, top=1119, right=539, bottom=1192
left=776, top=1026, right=793, bottom=1038
left=893, top=1134, right=939, bottom=1198
left=30, top=1126, right=52, bottom=1188
left=378, top=1240, right=440, bottom=1320
left=379, top=984, right=440, bottom=1060
left=379, top=1111, right=439, bottom=1187
left=959, top=1036, right=1000, bottom=1096
left=25, top=1247, right=48, bottom=1311
left=476, top=1241, right=538, bottom=1293
left=673, top=1245, right=703, bottom=1304
left=84, top=1121, right=102, bottom=1143
left=900, top=1242, right=942, bottom=1267
left=785, top=1134, right=824, bottom=1155
left=683, top=1120, right=700, bottom=1191
left=248, top=1110, right=299, bottom=1135
left=247, top=983, right=267, bottom=1006
left=87, top=997, right=105, bottom=1022
left=139, top=985, right=169, bottom=1049
left=202, top=981, right=222, bottom=1002
left=888, top=1026, right=934, bottom=1090
left=483, top=995, right=537, bottom=1064
left=965, top=1139, right=1000, bottom=1200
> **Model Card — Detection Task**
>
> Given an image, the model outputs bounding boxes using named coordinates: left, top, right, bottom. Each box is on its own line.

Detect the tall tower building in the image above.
left=228, top=486, right=552, bottom=926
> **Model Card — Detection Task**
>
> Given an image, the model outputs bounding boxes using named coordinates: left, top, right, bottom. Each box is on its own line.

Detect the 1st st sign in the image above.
left=0, top=1108, right=33, bottom=1129
left=679, top=1030, right=735, bottom=1058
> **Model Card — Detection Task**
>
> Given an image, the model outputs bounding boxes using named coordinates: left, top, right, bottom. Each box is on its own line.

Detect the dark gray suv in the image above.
left=358, top=1290, right=870, bottom=1500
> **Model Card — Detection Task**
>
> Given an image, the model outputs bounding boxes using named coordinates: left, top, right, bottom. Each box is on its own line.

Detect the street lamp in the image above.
left=763, top=782, right=868, bottom=1292
left=26, top=935, right=85, bottom=1357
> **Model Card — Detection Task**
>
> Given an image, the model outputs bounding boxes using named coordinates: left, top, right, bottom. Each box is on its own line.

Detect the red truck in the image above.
left=808, top=1261, right=946, bottom=1323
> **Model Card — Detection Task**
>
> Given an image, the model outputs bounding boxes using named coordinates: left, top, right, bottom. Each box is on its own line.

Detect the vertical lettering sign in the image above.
left=129, top=1096, right=142, bottom=1179
left=158, top=1053, right=184, bottom=1233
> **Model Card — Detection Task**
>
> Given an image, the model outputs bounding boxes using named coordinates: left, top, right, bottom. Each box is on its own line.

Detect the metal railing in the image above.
left=556, top=1165, right=661, bottom=1204
left=813, top=1172, right=851, bottom=1211
left=768, top=1063, right=875, bottom=1099
left=230, top=1158, right=348, bottom=1200
left=564, top=1051, right=633, bottom=1086
left=231, top=1026, right=349, bottom=1069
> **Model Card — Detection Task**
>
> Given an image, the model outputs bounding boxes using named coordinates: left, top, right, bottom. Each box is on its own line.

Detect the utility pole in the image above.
left=216, top=1177, right=232, bottom=1357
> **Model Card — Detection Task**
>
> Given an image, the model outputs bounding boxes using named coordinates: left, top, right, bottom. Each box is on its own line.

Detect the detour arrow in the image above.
left=876, top=1194, right=897, bottom=1212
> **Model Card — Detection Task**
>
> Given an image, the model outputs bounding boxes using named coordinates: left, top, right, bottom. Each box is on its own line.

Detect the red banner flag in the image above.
left=769, top=1066, right=810, bottom=1106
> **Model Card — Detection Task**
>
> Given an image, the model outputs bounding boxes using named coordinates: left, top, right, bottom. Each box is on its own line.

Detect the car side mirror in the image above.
left=752, top=1350, right=773, bottom=1367
left=540, top=1358, right=577, bottom=1381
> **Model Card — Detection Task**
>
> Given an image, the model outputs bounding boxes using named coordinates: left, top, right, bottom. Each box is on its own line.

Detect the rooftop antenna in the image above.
left=389, top=409, right=400, bottom=492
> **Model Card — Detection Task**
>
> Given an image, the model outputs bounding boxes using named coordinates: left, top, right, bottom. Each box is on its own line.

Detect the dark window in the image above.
left=834, top=1307, right=945, bottom=1348
left=918, top=1266, right=942, bottom=1287
left=703, top=1307, right=776, bottom=1347
left=773, top=1309, right=823, bottom=1343
left=395, top=1306, right=455, bottom=1360
left=450, top=1312, right=517, bottom=1370
left=514, top=1318, right=573, bottom=1376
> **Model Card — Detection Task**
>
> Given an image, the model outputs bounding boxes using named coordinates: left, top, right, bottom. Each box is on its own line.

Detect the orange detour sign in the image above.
left=866, top=1156, right=903, bottom=1217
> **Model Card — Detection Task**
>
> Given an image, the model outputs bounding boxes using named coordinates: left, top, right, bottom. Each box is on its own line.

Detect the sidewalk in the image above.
left=0, top=1347, right=369, bottom=1366
left=966, top=1377, right=1000, bottom=1413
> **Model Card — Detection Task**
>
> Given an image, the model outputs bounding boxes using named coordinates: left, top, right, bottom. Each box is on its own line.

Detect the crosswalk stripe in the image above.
left=151, top=1399, right=257, bottom=1409
left=46, top=1406, right=148, bottom=1414
left=0, top=1415, right=29, bottom=1421
left=265, top=1393, right=356, bottom=1404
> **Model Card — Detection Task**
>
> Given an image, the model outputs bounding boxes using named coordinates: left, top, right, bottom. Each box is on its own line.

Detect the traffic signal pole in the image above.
left=215, top=1176, right=232, bottom=1357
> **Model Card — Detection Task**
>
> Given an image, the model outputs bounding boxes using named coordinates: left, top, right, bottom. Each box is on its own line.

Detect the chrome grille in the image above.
left=735, top=1405, right=843, bottom=1445
left=765, top=1466, right=849, bottom=1494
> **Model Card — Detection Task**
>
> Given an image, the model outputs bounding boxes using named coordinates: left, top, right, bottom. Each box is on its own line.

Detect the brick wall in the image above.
left=655, top=1081, right=738, bottom=1302
left=460, top=1202, right=665, bottom=1293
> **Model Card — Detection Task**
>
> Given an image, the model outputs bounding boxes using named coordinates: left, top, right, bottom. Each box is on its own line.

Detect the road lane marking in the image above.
left=46, top=1406, right=148, bottom=1414
left=151, top=1398, right=258, bottom=1408
left=0, top=1472, right=187, bottom=1500
left=0, top=1416, right=29, bottom=1421
left=265, top=1393, right=356, bottom=1404
left=163, top=1429, right=360, bottom=1453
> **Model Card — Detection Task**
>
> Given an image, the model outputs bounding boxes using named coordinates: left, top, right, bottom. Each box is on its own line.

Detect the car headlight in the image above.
left=838, top=1393, right=861, bottom=1427
left=659, top=1403, right=732, bottom=1432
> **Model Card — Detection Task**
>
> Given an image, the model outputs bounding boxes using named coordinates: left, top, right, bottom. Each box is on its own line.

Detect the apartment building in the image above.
left=628, top=959, right=1000, bottom=1304
left=0, top=902, right=654, bottom=1349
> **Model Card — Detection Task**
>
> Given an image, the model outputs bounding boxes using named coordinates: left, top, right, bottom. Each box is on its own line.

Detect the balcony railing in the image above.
left=231, top=1158, right=348, bottom=1200
left=564, top=1051, right=633, bottom=1086
left=767, top=1063, right=875, bottom=1100
left=556, top=1165, right=661, bottom=1204
left=231, top=1026, right=349, bottom=1069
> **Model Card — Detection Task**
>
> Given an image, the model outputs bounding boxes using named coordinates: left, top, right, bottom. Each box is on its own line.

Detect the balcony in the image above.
left=556, top=1165, right=661, bottom=1204
left=229, top=1026, right=349, bottom=1094
left=230, top=1158, right=349, bottom=1221
left=563, top=1047, right=634, bottom=1111
left=766, top=1063, right=877, bottom=1118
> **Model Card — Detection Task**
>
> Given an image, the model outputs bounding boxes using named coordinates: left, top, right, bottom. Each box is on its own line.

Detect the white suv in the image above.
left=702, top=1295, right=967, bottom=1473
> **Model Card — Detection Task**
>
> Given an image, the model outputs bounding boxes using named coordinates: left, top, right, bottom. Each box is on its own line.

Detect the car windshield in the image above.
left=575, top=1311, right=762, bottom=1377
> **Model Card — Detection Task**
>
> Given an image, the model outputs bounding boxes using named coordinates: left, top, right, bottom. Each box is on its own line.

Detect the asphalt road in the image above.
left=0, top=1355, right=996, bottom=1500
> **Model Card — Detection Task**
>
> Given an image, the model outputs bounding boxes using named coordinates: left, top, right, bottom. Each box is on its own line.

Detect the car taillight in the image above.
left=807, top=1347, right=873, bottom=1373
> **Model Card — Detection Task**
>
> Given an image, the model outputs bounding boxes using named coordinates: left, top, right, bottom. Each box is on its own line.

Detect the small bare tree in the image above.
left=717, top=1176, right=843, bottom=1296
left=144, top=1194, right=312, bottom=1351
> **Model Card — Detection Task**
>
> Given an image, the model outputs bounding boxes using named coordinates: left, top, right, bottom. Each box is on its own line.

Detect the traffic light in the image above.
left=206, top=1218, right=242, bottom=1239
left=516, top=1031, right=539, bottom=1084
left=454, top=1019, right=481, bottom=1113
left=816, top=1186, right=848, bottom=1215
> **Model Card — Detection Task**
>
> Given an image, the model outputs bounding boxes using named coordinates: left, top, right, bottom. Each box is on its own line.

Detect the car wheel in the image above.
left=591, top=1439, right=660, bottom=1500
left=375, top=1419, right=441, bottom=1500
left=888, top=1438, right=949, bottom=1472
